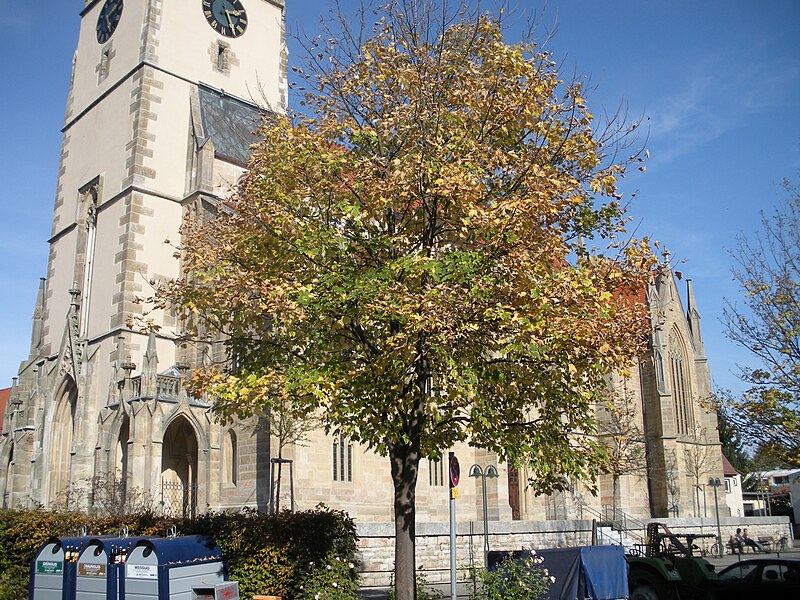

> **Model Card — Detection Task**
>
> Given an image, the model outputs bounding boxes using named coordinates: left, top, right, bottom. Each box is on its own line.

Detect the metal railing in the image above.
left=577, top=503, right=646, bottom=547
left=602, top=505, right=647, bottom=545
left=127, top=375, right=181, bottom=401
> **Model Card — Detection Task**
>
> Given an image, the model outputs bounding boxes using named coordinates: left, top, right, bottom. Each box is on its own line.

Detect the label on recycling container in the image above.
left=126, top=563, right=158, bottom=579
left=37, top=560, right=63, bottom=574
left=78, top=563, right=107, bottom=577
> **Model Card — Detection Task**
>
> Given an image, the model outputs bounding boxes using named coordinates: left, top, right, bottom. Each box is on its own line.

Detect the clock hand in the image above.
left=225, top=10, right=236, bottom=30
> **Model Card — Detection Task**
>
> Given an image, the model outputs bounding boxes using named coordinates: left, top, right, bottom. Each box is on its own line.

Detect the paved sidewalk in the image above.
left=703, top=541, right=799, bottom=571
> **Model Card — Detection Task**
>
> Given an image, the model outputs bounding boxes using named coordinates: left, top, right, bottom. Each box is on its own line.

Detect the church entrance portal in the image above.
left=161, top=417, right=198, bottom=517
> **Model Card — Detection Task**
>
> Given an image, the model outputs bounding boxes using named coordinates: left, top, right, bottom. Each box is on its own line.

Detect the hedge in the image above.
left=0, top=505, right=359, bottom=600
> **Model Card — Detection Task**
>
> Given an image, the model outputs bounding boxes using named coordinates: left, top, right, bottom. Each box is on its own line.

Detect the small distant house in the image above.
left=743, top=468, right=800, bottom=517
left=722, top=454, right=744, bottom=517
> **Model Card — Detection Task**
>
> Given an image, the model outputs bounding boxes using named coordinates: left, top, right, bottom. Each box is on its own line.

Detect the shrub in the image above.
left=0, top=505, right=358, bottom=600
left=469, top=552, right=551, bottom=600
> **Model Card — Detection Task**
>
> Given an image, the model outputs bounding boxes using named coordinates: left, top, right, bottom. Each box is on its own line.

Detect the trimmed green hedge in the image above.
left=0, top=506, right=358, bottom=600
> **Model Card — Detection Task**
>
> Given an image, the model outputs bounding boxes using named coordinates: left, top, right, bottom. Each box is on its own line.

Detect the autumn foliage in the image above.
left=155, top=3, right=655, bottom=597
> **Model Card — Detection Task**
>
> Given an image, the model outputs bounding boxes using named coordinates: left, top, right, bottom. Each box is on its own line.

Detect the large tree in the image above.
left=156, top=2, right=654, bottom=597
left=722, top=179, right=800, bottom=467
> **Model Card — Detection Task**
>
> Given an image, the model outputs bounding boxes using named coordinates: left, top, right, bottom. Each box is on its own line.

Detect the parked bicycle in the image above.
left=775, top=530, right=789, bottom=553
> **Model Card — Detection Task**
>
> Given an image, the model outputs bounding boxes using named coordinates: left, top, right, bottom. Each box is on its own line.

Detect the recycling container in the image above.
left=29, top=535, right=92, bottom=600
left=124, top=536, right=226, bottom=600
left=191, top=581, right=239, bottom=600
left=75, top=536, right=156, bottom=600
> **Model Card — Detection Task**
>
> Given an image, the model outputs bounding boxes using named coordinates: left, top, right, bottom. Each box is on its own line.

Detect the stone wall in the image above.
left=355, top=515, right=793, bottom=589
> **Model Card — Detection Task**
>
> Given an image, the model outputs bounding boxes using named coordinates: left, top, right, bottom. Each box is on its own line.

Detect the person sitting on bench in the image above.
left=742, top=529, right=768, bottom=553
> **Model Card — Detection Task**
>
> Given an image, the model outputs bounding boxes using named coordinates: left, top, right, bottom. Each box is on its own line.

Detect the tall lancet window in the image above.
left=332, top=433, right=353, bottom=482
left=668, top=329, right=694, bottom=435
left=77, top=181, right=99, bottom=337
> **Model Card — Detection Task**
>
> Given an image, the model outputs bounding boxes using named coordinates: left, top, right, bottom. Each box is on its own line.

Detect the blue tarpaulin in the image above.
left=488, top=545, right=628, bottom=600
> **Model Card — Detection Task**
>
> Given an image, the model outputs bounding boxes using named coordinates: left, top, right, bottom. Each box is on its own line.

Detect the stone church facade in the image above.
left=1, top=1, right=728, bottom=526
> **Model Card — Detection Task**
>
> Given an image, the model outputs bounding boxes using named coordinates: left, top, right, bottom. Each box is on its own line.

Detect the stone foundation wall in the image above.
left=355, top=515, right=793, bottom=589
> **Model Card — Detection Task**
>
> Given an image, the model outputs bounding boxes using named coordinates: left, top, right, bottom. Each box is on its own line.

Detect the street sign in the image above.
left=449, top=452, right=460, bottom=488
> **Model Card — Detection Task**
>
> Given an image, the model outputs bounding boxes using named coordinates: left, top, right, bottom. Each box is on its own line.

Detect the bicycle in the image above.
left=775, top=531, right=789, bottom=553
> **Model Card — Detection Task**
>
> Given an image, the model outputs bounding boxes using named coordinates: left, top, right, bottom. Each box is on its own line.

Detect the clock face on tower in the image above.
left=96, top=0, right=124, bottom=44
left=203, top=0, right=248, bottom=38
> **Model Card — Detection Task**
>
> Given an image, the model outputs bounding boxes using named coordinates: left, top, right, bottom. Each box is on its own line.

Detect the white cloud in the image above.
left=646, top=53, right=800, bottom=164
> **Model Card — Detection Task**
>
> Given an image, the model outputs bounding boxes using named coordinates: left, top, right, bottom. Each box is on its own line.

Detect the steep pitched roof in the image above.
left=198, top=85, right=267, bottom=165
left=721, top=453, right=739, bottom=477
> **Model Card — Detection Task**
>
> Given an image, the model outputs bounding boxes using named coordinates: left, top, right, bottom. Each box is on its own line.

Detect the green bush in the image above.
left=469, top=553, right=551, bottom=600
left=0, top=505, right=358, bottom=600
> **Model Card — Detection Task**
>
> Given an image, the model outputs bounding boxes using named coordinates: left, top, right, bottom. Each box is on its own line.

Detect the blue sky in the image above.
left=1, top=1, right=798, bottom=395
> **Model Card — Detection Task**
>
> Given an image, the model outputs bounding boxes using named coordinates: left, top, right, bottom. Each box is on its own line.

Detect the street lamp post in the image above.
left=708, top=477, right=723, bottom=558
left=469, top=464, right=499, bottom=570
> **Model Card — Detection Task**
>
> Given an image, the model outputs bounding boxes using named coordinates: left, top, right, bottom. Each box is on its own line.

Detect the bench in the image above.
left=758, top=535, right=775, bottom=551
left=726, top=539, right=743, bottom=554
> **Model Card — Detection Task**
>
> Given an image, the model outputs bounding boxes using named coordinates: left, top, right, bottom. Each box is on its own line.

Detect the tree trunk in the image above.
left=390, top=441, right=421, bottom=600
left=275, top=447, right=283, bottom=512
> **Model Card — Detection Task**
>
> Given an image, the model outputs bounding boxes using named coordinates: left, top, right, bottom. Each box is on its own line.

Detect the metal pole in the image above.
left=450, top=488, right=457, bottom=600
left=449, top=452, right=459, bottom=600
left=710, top=478, right=723, bottom=558
left=481, top=474, right=489, bottom=570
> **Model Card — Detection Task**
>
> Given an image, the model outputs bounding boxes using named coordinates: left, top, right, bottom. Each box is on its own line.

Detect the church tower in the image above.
left=0, top=0, right=286, bottom=512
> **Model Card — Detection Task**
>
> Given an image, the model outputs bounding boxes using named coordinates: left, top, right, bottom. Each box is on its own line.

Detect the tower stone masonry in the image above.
left=1, top=1, right=727, bottom=531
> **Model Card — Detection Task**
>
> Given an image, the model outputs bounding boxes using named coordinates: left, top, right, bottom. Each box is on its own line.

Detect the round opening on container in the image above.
left=142, top=547, right=153, bottom=558
left=94, top=546, right=103, bottom=557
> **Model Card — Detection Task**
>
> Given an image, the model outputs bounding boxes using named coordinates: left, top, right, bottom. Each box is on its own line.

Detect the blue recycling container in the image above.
left=75, top=536, right=157, bottom=600
left=29, top=535, right=92, bottom=600
left=124, top=536, right=226, bottom=600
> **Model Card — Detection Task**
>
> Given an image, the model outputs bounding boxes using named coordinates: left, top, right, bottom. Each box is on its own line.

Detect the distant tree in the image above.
left=663, top=450, right=682, bottom=517
left=596, top=377, right=647, bottom=517
left=681, top=424, right=718, bottom=518
left=716, top=406, right=750, bottom=473
left=154, top=2, right=654, bottom=597
left=264, top=400, right=317, bottom=512
left=722, top=179, right=800, bottom=467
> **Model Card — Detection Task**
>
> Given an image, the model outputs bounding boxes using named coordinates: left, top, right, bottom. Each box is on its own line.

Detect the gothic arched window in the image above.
left=225, top=429, right=238, bottom=486
left=76, top=180, right=99, bottom=337
left=669, top=330, right=694, bottom=435
left=332, top=433, right=352, bottom=482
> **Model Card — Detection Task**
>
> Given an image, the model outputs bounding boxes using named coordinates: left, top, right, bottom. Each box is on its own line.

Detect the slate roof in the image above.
left=198, top=85, right=266, bottom=165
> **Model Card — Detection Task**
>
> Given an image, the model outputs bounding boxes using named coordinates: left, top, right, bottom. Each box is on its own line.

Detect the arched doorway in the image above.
left=48, top=382, right=77, bottom=507
left=161, top=416, right=198, bottom=517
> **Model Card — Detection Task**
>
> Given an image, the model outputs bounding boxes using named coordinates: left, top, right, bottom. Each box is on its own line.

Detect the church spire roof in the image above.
left=686, top=278, right=706, bottom=356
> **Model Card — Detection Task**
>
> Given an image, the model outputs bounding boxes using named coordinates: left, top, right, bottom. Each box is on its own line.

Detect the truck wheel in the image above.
left=629, top=570, right=676, bottom=600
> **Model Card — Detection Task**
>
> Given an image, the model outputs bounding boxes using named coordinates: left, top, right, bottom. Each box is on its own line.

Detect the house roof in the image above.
left=721, top=453, right=739, bottom=477
left=0, top=387, right=9, bottom=431
left=748, top=468, right=800, bottom=479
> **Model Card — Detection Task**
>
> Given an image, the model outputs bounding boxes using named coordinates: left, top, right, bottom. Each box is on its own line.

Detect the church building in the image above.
left=1, top=1, right=727, bottom=526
